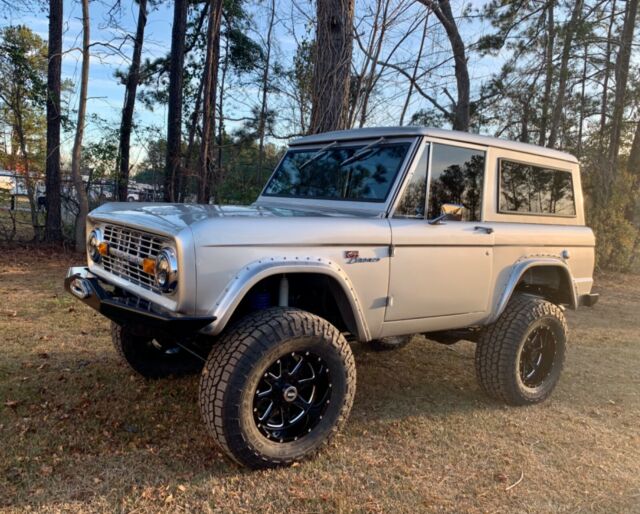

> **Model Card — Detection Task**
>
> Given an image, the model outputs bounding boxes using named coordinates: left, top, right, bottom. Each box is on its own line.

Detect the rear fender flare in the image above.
left=487, top=257, right=577, bottom=324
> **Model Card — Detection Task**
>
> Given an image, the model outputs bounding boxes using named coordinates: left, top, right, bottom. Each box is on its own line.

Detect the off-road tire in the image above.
left=111, top=322, right=203, bottom=378
left=199, top=307, right=356, bottom=469
left=369, top=335, right=411, bottom=351
left=475, top=294, right=567, bottom=406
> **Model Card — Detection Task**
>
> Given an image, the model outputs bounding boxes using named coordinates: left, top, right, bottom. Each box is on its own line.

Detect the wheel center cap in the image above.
left=283, top=386, right=298, bottom=402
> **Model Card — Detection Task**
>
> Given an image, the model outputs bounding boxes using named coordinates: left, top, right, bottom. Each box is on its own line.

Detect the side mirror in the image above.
left=428, top=203, right=465, bottom=225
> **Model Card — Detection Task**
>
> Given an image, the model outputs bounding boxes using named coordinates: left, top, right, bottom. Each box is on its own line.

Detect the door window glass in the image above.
left=427, top=144, right=485, bottom=221
left=394, top=144, right=429, bottom=218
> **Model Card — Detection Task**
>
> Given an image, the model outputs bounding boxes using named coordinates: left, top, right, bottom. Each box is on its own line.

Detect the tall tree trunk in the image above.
left=257, top=0, right=276, bottom=184
left=599, top=0, right=617, bottom=140
left=309, top=0, right=354, bottom=134
left=217, top=30, right=230, bottom=188
left=44, top=0, right=63, bottom=242
left=399, top=13, right=429, bottom=126
left=198, top=0, right=223, bottom=203
left=629, top=117, right=640, bottom=177
left=417, top=0, right=470, bottom=131
left=164, top=0, right=188, bottom=202
left=116, top=0, right=148, bottom=201
left=625, top=117, right=640, bottom=271
left=547, top=0, right=583, bottom=148
left=71, top=0, right=90, bottom=252
left=576, top=43, right=588, bottom=158
left=605, top=0, right=638, bottom=191
left=538, top=0, right=556, bottom=146
left=13, top=98, right=39, bottom=238
left=184, top=72, right=205, bottom=191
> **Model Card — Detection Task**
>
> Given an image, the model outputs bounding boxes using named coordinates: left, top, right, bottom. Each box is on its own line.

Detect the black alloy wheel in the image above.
left=475, top=294, right=567, bottom=406
left=199, top=307, right=356, bottom=468
left=519, top=326, right=557, bottom=388
left=253, top=351, right=331, bottom=443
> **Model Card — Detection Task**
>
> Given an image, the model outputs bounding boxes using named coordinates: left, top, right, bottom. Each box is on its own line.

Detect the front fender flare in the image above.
left=487, top=257, right=577, bottom=324
left=200, top=256, right=371, bottom=341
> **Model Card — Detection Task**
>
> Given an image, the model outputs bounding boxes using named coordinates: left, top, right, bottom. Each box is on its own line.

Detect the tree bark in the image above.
left=538, top=0, right=556, bottom=146
left=547, top=0, right=583, bottom=149
left=606, top=0, right=638, bottom=187
left=599, top=0, right=617, bottom=140
left=71, top=0, right=90, bottom=252
left=576, top=43, right=588, bottom=158
left=44, top=0, right=63, bottom=242
left=198, top=0, right=223, bottom=203
left=309, top=0, right=354, bottom=134
left=628, top=117, right=640, bottom=178
left=257, top=0, right=276, bottom=184
left=164, top=0, right=188, bottom=202
left=116, top=0, right=147, bottom=201
left=417, top=0, right=470, bottom=132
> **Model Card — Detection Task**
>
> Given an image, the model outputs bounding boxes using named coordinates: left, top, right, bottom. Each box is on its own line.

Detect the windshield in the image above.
left=263, top=142, right=412, bottom=202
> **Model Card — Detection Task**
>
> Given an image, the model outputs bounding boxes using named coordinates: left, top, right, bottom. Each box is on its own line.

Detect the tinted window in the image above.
left=394, top=144, right=429, bottom=218
left=499, top=160, right=575, bottom=216
left=263, top=143, right=411, bottom=202
left=427, top=144, right=485, bottom=221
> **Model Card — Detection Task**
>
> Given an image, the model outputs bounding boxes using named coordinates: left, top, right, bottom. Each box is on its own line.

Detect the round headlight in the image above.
left=87, top=229, right=103, bottom=263
left=155, top=247, right=178, bottom=293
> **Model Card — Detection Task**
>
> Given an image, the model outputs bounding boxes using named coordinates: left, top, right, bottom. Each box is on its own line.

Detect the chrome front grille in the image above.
left=100, top=224, right=170, bottom=293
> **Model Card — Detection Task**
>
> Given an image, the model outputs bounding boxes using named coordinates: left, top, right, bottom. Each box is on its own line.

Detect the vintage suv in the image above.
left=65, top=127, right=598, bottom=468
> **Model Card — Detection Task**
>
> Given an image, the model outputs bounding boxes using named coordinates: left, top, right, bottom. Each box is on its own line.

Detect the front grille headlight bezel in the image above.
left=87, top=228, right=103, bottom=263
left=155, top=247, right=178, bottom=293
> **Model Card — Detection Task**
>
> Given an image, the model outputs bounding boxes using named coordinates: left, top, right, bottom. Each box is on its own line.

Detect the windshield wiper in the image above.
left=339, top=137, right=386, bottom=166
left=299, top=141, right=338, bottom=170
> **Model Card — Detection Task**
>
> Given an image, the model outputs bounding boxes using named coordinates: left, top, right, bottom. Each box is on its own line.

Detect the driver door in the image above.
left=385, top=140, right=494, bottom=322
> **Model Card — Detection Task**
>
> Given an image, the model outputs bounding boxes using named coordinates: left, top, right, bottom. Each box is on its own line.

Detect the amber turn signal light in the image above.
left=98, top=242, right=109, bottom=256
left=142, top=258, right=156, bottom=275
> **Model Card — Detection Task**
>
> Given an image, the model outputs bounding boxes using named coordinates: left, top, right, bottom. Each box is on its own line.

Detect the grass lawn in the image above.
left=1, top=246, right=639, bottom=513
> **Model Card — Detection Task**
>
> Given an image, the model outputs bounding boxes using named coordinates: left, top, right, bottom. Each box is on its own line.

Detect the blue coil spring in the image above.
left=249, top=290, right=271, bottom=310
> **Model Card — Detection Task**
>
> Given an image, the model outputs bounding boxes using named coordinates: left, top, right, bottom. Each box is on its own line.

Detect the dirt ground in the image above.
left=1, top=246, right=639, bottom=513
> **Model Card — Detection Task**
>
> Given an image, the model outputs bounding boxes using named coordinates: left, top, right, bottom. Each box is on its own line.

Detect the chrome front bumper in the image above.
left=64, top=267, right=215, bottom=334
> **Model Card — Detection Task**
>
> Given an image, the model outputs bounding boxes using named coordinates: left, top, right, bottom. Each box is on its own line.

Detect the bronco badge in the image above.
left=344, top=250, right=380, bottom=264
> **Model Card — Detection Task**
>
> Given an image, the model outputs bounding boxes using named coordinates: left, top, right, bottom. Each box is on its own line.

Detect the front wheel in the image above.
left=199, top=308, right=356, bottom=469
left=475, top=294, right=567, bottom=406
left=111, top=322, right=203, bottom=378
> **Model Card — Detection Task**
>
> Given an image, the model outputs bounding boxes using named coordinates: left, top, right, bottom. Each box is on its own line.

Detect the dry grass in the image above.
left=1, top=246, right=639, bottom=513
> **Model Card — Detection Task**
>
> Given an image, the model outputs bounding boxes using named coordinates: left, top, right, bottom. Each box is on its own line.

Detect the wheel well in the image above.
left=228, top=273, right=359, bottom=338
left=513, top=265, right=574, bottom=306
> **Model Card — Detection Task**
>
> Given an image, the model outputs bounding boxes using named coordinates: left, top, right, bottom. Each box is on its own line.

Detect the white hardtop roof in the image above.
left=291, top=126, right=578, bottom=164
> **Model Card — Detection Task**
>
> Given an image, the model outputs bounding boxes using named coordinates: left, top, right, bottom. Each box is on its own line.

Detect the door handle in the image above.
left=474, top=226, right=494, bottom=234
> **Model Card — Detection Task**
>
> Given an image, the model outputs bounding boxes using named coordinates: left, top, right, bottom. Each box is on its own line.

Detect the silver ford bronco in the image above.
left=65, top=127, right=598, bottom=468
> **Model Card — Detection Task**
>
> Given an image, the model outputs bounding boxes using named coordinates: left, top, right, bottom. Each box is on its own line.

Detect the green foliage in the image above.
left=0, top=25, right=47, bottom=172
left=587, top=171, right=638, bottom=271
left=134, top=138, right=167, bottom=187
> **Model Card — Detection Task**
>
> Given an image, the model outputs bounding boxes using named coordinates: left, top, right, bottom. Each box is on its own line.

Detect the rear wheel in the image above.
left=110, top=322, right=203, bottom=378
left=475, top=294, right=567, bottom=405
left=199, top=308, right=356, bottom=469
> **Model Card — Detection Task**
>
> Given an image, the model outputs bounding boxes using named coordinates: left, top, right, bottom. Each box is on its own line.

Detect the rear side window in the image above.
left=499, top=160, right=576, bottom=216
left=427, top=144, right=485, bottom=222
